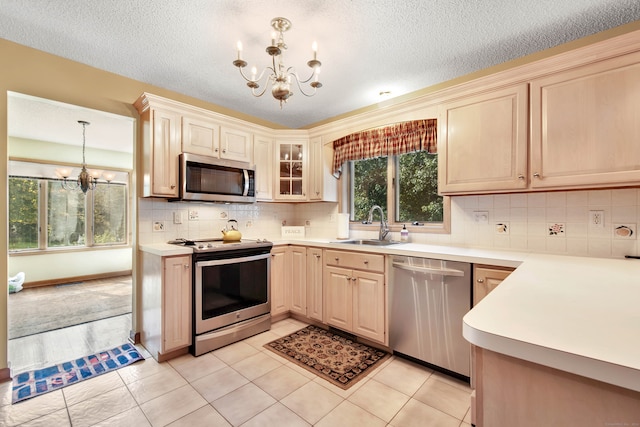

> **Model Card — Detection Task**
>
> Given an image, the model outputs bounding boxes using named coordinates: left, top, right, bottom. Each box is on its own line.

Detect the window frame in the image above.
left=343, top=155, right=450, bottom=235
left=8, top=161, right=130, bottom=253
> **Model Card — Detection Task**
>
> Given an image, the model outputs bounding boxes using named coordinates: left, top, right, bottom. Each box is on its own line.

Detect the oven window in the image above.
left=200, top=256, right=268, bottom=319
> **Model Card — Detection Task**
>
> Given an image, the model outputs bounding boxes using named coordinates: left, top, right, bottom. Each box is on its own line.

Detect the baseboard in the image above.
left=129, top=330, right=141, bottom=345
left=0, top=367, right=11, bottom=383
left=22, top=270, right=132, bottom=289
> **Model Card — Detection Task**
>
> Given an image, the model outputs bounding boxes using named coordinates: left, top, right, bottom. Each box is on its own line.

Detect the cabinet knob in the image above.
left=533, top=173, right=540, bottom=178
left=477, top=278, right=485, bottom=283
left=351, top=277, right=356, bottom=281
left=170, top=184, right=176, bottom=189
left=364, top=260, right=369, bottom=265
left=518, top=175, right=525, bottom=180
left=215, top=148, right=219, bottom=152
left=314, top=254, right=321, bottom=259
left=335, top=257, right=339, bottom=262
left=315, top=191, right=320, bottom=196
left=184, top=264, right=190, bottom=269
left=223, top=149, right=227, bottom=153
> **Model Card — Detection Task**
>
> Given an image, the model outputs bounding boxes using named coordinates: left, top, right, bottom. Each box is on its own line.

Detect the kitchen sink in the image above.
left=337, top=239, right=401, bottom=246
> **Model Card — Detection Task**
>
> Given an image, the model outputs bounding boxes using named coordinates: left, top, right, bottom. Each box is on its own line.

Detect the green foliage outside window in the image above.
left=352, top=157, right=387, bottom=222
left=351, top=151, right=442, bottom=224
left=93, top=183, right=127, bottom=244
left=398, top=151, right=443, bottom=222
left=8, top=178, right=39, bottom=250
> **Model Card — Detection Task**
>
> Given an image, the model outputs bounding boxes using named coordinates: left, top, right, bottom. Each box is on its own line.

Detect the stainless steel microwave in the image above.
left=177, top=153, right=256, bottom=203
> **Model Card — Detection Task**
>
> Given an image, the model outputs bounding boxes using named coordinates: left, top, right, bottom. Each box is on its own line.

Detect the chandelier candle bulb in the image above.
left=236, top=41, right=242, bottom=60
left=312, top=41, right=318, bottom=60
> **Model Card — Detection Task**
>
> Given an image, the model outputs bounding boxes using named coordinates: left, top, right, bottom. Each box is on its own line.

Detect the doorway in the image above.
left=7, top=93, right=135, bottom=373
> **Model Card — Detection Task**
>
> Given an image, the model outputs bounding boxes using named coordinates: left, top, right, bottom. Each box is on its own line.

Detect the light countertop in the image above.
left=139, top=238, right=640, bottom=391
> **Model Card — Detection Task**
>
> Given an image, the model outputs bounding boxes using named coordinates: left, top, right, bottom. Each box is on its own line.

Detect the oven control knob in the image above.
left=207, top=243, right=213, bottom=248
left=198, top=244, right=204, bottom=249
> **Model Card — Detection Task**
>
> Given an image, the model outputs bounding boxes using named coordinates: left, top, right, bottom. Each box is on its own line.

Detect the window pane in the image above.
left=398, top=151, right=443, bottom=222
left=93, top=183, right=127, bottom=244
left=352, top=157, right=387, bottom=222
left=9, top=177, right=39, bottom=250
left=47, top=182, right=86, bottom=247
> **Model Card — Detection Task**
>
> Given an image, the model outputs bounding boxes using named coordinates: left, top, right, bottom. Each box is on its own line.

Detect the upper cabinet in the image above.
left=438, top=84, right=529, bottom=194
left=308, top=137, right=338, bottom=202
left=253, top=134, right=274, bottom=201
left=182, top=114, right=220, bottom=157
left=530, top=51, right=640, bottom=189
left=276, top=139, right=307, bottom=201
left=220, top=126, right=252, bottom=163
left=134, top=95, right=182, bottom=198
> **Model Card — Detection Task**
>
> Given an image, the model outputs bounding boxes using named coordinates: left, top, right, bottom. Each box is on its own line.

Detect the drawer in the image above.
left=324, top=249, right=385, bottom=273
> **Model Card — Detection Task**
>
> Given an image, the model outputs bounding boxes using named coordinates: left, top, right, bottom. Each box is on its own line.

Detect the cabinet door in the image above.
left=289, top=246, right=307, bottom=316
left=163, top=256, right=191, bottom=352
left=151, top=108, right=181, bottom=197
left=438, top=84, right=529, bottom=194
left=270, top=247, right=290, bottom=316
left=352, top=270, right=385, bottom=343
left=323, top=265, right=352, bottom=330
left=276, top=140, right=307, bottom=201
left=306, top=248, right=323, bottom=322
left=308, top=137, right=338, bottom=202
left=530, top=52, right=640, bottom=189
left=473, top=265, right=513, bottom=306
left=182, top=114, right=220, bottom=157
left=221, top=126, right=252, bottom=162
left=253, top=134, right=274, bottom=201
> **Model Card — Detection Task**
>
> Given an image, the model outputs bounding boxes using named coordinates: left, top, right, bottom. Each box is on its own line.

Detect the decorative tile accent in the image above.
left=613, top=223, right=636, bottom=239
left=495, top=222, right=509, bottom=235
left=547, top=223, right=565, bottom=236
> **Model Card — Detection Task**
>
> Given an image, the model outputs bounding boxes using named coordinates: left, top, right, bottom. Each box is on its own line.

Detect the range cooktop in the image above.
left=168, top=238, right=272, bottom=253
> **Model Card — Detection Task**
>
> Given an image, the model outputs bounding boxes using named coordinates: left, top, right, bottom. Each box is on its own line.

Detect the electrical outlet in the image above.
left=189, top=210, right=199, bottom=220
left=245, top=220, right=253, bottom=228
left=589, top=210, right=604, bottom=228
left=153, top=221, right=165, bottom=232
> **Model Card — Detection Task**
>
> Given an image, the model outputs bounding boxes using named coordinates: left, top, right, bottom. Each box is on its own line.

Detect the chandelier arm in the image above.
left=251, top=84, right=270, bottom=98
left=290, top=67, right=318, bottom=84
left=288, top=71, right=318, bottom=97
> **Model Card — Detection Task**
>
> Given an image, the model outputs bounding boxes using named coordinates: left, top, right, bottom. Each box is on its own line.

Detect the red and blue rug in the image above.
left=12, top=343, right=144, bottom=403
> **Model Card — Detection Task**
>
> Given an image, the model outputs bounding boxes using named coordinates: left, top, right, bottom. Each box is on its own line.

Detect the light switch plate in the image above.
left=473, top=211, right=489, bottom=224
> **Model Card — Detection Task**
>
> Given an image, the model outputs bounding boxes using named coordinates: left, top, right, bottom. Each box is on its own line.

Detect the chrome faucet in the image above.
left=368, top=205, right=390, bottom=241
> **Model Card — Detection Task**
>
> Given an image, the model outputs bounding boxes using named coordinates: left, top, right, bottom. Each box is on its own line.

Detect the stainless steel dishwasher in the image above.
left=389, top=255, right=471, bottom=379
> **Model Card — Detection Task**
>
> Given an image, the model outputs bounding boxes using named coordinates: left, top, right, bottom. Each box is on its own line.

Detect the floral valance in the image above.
left=331, top=119, right=437, bottom=176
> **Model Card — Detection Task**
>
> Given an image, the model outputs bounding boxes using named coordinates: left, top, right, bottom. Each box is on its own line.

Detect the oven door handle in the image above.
left=243, top=169, right=250, bottom=196
left=195, top=252, right=271, bottom=268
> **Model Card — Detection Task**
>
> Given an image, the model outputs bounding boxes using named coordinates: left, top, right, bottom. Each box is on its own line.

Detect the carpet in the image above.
left=8, top=276, right=132, bottom=339
left=264, top=325, right=390, bottom=389
left=12, top=343, right=144, bottom=404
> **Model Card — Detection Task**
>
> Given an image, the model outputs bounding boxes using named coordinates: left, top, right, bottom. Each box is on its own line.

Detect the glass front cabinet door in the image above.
left=276, top=140, right=307, bottom=200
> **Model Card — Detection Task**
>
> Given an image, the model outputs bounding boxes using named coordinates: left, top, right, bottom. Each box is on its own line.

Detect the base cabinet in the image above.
left=323, top=249, right=386, bottom=344
left=306, top=247, right=324, bottom=322
left=473, top=265, right=514, bottom=306
left=270, top=247, right=290, bottom=317
left=141, top=252, right=191, bottom=361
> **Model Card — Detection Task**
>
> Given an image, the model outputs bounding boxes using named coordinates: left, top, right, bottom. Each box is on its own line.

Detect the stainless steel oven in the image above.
left=170, top=238, right=273, bottom=356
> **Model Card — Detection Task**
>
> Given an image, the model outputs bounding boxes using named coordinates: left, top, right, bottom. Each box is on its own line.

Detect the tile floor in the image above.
left=1, top=318, right=472, bottom=426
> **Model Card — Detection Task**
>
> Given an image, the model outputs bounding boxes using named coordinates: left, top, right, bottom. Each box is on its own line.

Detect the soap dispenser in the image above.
left=400, top=224, right=409, bottom=242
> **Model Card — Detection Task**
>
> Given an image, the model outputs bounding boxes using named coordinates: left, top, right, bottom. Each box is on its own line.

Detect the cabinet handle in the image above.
left=477, top=278, right=484, bottom=283
left=518, top=175, right=525, bottom=180
left=533, top=173, right=540, bottom=178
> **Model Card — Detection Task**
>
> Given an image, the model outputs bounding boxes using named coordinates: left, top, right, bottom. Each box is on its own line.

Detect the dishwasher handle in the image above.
left=392, top=261, right=465, bottom=277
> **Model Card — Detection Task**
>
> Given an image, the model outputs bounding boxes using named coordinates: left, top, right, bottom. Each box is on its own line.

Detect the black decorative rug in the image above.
left=264, top=325, right=390, bottom=389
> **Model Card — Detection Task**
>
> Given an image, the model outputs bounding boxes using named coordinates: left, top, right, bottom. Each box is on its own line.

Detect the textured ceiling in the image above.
left=2, top=0, right=640, bottom=140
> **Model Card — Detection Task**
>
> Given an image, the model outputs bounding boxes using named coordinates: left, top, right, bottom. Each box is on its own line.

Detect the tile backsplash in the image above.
left=139, top=188, right=640, bottom=259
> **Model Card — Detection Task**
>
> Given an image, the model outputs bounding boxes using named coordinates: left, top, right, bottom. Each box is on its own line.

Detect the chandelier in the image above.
left=232, top=17, right=322, bottom=107
left=57, top=120, right=100, bottom=194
